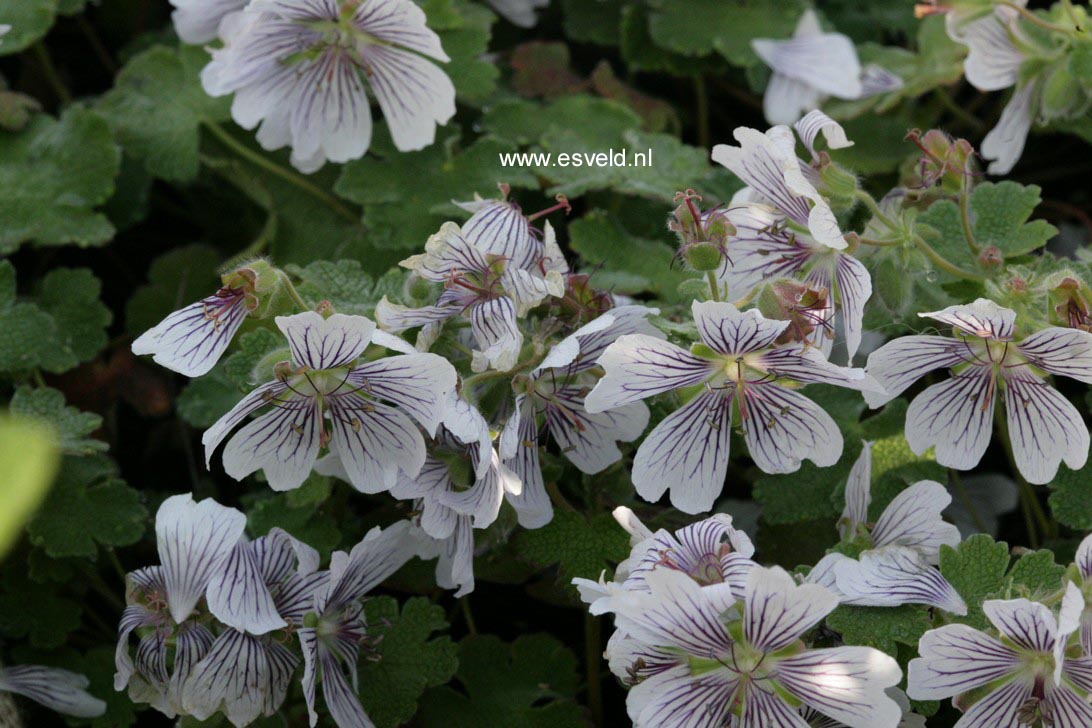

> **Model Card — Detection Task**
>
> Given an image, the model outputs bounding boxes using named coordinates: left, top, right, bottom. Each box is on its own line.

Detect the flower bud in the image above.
left=904, top=129, right=977, bottom=193
left=1040, top=60, right=1089, bottom=122
left=1049, top=276, right=1092, bottom=331
left=755, top=279, right=830, bottom=345
left=977, top=246, right=1003, bottom=269
left=685, top=241, right=723, bottom=272
left=817, top=158, right=859, bottom=212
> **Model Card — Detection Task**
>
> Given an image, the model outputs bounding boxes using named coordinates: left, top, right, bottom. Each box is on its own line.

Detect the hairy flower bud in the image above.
left=1050, top=276, right=1092, bottom=331
left=756, top=279, right=831, bottom=345
left=905, top=128, right=978, bottom=193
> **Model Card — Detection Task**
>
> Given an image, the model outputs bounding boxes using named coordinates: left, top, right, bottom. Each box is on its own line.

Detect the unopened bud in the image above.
left=818, top=162, right=858, bottom=212
left=977, top=246, right=1003, bottom=269
left=685, top=241, right=723, bottom=272
left=756, top=279, right=830, bottom=345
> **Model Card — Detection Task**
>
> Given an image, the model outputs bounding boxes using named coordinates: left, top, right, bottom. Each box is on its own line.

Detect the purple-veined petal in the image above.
left=505, top=267, right=564, bottom=315
left=1078, top=534, right=1092, bottom=580
left=325, top=394, right=426, bottom=492
left=693, top=299, right=790, bottom=356
left=458, top=199, right=540, bottom=269
left=181, top=630, right=297, bottom=727
left=833, top=547, right=967, bottom=614
left=738, top=682, right=809, bottom=728
left=952, top=676, right=1032, bottom=728
left=402, top=222, right=489, bottom=281
left=744, top=565, right=837, bottom=652
left=863, top=335, right=968, bottom=408
left=298, top=628, right=319, bottom=727
left=858, top=64, right=905, bottom=98
left=802, top=265, right=836, bottom=358
left=374, top=296, right=458, bottom=333
left=170, top=0, right=248, bottom=44
left=0, top=665, right=106, bottom=718
left=205, top=542, right=287, bottom=636
left=839, top=442, right=872, bottom=540
left=981, top=81, right=1037, bottom=175
left=757, top=344, right=877, bottom=391
left=983, top=598, right=1059, bottom=653
left=611, top=568, right=735, bottom=657
left=626, top=515, right=755, bottom=593
left=434, top=514, right=475, bottom=597
left=794, top=110, right=854, bottom=161
left=365, top=329, right=417, bottom=355
left=437, top=449, right=512, bottom=529
left=167, top=622, right=216, bottom=713
left=907, top=624, right=1019, bottom=699
left=614, top=505, right=654, bottom=543
left=740, top=383, right=843, bottom=474
left=203, top=380, right=289, bottom=467
left=762, top=72, right=824, bottom=126
left=871, top=481, right=961, bottom=562
left=629, top=663, right=737, bottom=728
left=605, top=630, right=681, bottom=685
left=545, top=388, right=648, bottom=475
left=905, top=367, right=996, bottom=471
left=251, top=527, right=320, bottom=584
left=319, top=521, right=416, bottom=613
left=535, top=314, right=615, bottom=373
left=353, top=0, right=449, bottom=61
left=920, top=299, right=1016, bottom=340
left=632, top=389, right=733, bottom=514
left=1063, top=656, right=1092, bottom=695
left=155, top=494, right=246, bottom=625
left=470, top=296, right=522, bottom=372
left=752, top=10, right=862, bottom=98
left=1002, top=368, right=1089, bottom=484
left=220, top=395, right=322, bottom=491
left=774, top=646, right=902, bottom=728
left=714, top=205, right=808, bottom=297
left=835, top=252, right=872, bottom=360
left=276, top=312, right=375, bottom=371
left=678, top=513, right=756, bottom=560
left=441, top=392, right=493, bottom=478
left=806, top=553, right=849, bottom=594
left=501, top=397, right=551, bottom=528
left=1057, top=583, right=1084, bottom=685
left=1044, top=679, right=1092, bottom=728
left=275, top=571, right=330, bottom=626
left=132, top=289, right=249, bottom=377
left=563, top=306, right=664, bottom=374
left=1016, top=326, right=1092, bottom=384
left=585, top=335, right=716, bottom=413
left=318, top=648, right=375, bottom=728
left=358, top=42, right=455, bottom=152
left=348, top=353, right=456, bottom=436
left=115, top=603, right=156, bottom=690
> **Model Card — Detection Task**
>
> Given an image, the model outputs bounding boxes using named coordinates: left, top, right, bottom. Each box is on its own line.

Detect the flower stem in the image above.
left=959, top=180, right=981, bottom=256
left=32, top=42, right=71, bottom=104
left=200, top=120, right=360, bottom=224
left=854, top=189, right=898, bottom=232
left=934, top=87, right=985, bottom=131
left=278, top=272, right=311, bottom=312
left=999, top=1, right=1082, bottom=34
left=585, top=613, right=604, bottom=727
left=460, top=597, right=477, bottom=636
left=857, top=235, right=901, bottom=247
left=706, top=271, right=722, bottom=302
left=911, top=234, right=985, bottom=281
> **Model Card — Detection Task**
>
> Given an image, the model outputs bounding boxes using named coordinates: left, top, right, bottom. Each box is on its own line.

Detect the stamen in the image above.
left=526, top=194, right=571, bottom=222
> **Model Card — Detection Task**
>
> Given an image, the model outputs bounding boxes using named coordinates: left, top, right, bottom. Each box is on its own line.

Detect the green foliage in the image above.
left=245, top=483, right=342, bottom=558
left=416, top=634, right=584, bottom=727
left=1048, top=459, right=1092, bottom=529
left=0, top=0, right=60, bottom=55
left=516, top=509, right=630, bottom=586
left=0, top=109, right=120, bottom=254
left=284, top=260, right=405, bottom=315
left=826, top=604, right=932, bottom=657
left=9, top=386, right=106, bottom=455
left=357, top=596, right=459, bottom=728
left=645, top=0, right=805, bottom=66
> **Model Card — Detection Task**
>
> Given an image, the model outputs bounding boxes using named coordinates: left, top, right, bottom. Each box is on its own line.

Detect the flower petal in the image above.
left=905, top=368, right=995, bottom=471
left=692, top=300, right=790, bottom=356
left=863, top=335, right=968, bottom=408
left=839, top=442, right=872, bottom=539
left=276, top=312, right=376, bottom=371
left=774, top=646, right=902, bottom=728
left=470, top=296, right=522, bottom=373
left=740, top=383, right=843, bottom=474
left=284, top=48, right=374, bottom=170
left=629, top=663, right=737, bottom=728
left=354, top=0, right=449, bottom=60
left=203, top=381, right=289, bottom=467
left=155, top=494, right=246, bottom=624
left=220, top=395, right=322, bottom=491
left=318, top=648, right=375, bottom=727
left=434, top=514, right=475, bottom=597
left=981, top=81, right=1037, bottom=175
left=359, top=43, right=455, bottom=152
left=958, top=8, right=1024, bottom=91
left=952, top=676, right=1032, bottom=728
left=761, top=72, right=823, bottom=125
left=1044, top=679, right=1092, bottom=728
left=132, top=290, right=249, bottom=377
left=348, top=352, right=457, bottom=436
left=584, top=335, right=715, bottom=413
left=920, top=299, right=1016, bottom=340
left=1016, top=327, right=1092, bottom=385
left=793, top=110, right=854, bottom=161
left=738, top=683, right=810, bottom=728
left=983, top=598, right=1059, bottom=653
left=752, top=12, right=862, bottom=99
left=871, top=480, right=961, bottom=562
left=326, top=394, right=426, bottom=492
left=632, top=390, right=734, bottom=514
left=319, top=521, right=416, bottom=613
left=833, top=547, right=967, bottom=614
left=501, top=397, right=552, bottom=528
left=374, top=297, right=458, bottom=333
left=0, top=665, right=106, bottom=718
left=441, top=392, right=493, bottom=478
left=437, top=449, right=512, bottom=529
left=714, top=205, right=808, bottom=298
left=757, top=344, right=877, bottom=391
left=545, top=388, right=648, bottom=475
left=459, top=199, right=540, bottom=269
left=1003, top=368, right=1089, bottom=484
left=744, top=565, right=837, bottom=652
left=908, top=624, right=1018, bottom=699
left=205, top=542, right=287, bottom=636
left=835, top=252, right=872, bottom=360
left=560, top=305, right=664, bottom=375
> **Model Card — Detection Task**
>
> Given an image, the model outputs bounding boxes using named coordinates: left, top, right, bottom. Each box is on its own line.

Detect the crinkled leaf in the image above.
left=0, top=564, right=81, bottom=648
left=646, top=0, right=805, bottom=66
left=34, top=267, right=112, bottom=364
left=515, top=509, right=629, bottom=586
left=176, top=366, right=240, bottom=429
left=0, top=0, right=58, bottom=55
left=284, top=260, right=406, bottom=316
left=826, top=604, right=932, bottom=657
left=9, top=386, right=106, bottom=455
left=1049, top=458, right=1092, bottom=529
left=246, top=490, right=341, bottom=558
left=1008, top=548, right=1065, bottom=599
left=939, top=534, right=1011, bottom=630
left=223, top=328, right=288, bottom=389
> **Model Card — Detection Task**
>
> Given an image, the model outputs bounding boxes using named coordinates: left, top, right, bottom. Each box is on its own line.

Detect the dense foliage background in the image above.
left=1, top=0, right=1091, bottom=726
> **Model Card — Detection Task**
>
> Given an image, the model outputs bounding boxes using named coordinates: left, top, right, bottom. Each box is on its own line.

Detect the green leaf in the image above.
left=0, top=109, right=120, bottom=254
left=0, top=417, right=59, bottom=559
left=26, top=455, right=147, bottom=558
left=1048, top=458, right=1092, bottom=529
left=98, top=44, right=231, bottom=182
left=515, top=509, right=630, bottom=586
left=223, top=328, right=288, bottom=389
left=646, top=0, right=805, bottom=66
left=939, top=534, right=1011, bottom=630
left=246, top=489, right=341, bottom=558
left=34, top=267, right=112, bottom=365
left=356, top=596, right=458, bottom=728
left=126, top=244, right=223, bottom=335
left=0, top=0, right=59, bottom=55
left=826, top=604, right=932, bottom=657
left=569, top=210, right=690, bottom=302
left=284, top=260, right=406, bottom=316
left=432, top=0, right=498, bottom=105
left=1008, top=548, right=1065, bottom=599
left=416, top=634, right=584, bottom=728
left=9, top=386, right=107, bottom=455
left=561, top=0, right=623, bottom=45
left=0, top=565, right=81, bottom=648
left=176, top=366, right=240, bottom=429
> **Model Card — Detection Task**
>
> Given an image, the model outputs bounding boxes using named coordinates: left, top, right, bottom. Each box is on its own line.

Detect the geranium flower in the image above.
left=864, top=298, right=1092, bottom=484
left=908, top=585, right=1092, bottom=726
left=182, top=530, right=328, bottom=727
left=585, top=300, right=880, bottom=513
left=1068, top=535, right=1092, bottom=654
left=132, top=265, right=264, bottom=377
left=297, top=521, right=417, bottom=727
left=801, top=688, right=926, bottom=727
left=203, top=311, right=456, bottom=492
left=0, top=666, right=105, bottom=718
left=201, top=0, right=456, bottom=173
left=712, top=114, right=851, bottom=251
left=751, top=10, right=863, bottom=124
left=809, top=442, right=967, bottom=615
left=486, top=0, right=549, bottom=28
left=114, top=494, right=247, bottom=718
left=945, top=1, right=1035, bottom=173
left=605, top=565, right=903, bottom=727
left=499, top=305, right=661, bottom=527
left=376, top=220, right=566, bottom=372
left=169, top=0, right=246, bottom=43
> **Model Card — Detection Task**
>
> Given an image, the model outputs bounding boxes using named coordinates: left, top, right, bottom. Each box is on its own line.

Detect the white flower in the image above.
left=585, top=300, right=881, bottom=514
left=810, top=442, right=966, bottom=615
left=132, top=278, right=254, bottom=378
left=801, top=688, right=926, bottom=727
left=486, top=0, right=549, bottom=27
left=604, top=565, right=903, bottom=728
left=712, top=115, right=852, bottom=250
left=203, top=311, right=456, bottom=493
left=0, top=25, right=10, bottom=41
left=377, top=218, right=565, bottom=372
left=298, top=521, right=418, bottom=727
left=865, top=298, right=1092, bottom=484
left=1069, top=535, right=1092, bottom=655
left=114, top=494, right=247, bottom=717
left=946, top=1, right=1035, bottom=174
left=169, top=0, right=246, bottom=43
left=499, top=306, right=661, bottom=528
left=0, top=665, right=105, bottom=718
left=908, top=585, right=1092, bottom=727
left=201, top=0, right=456, bottom=173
